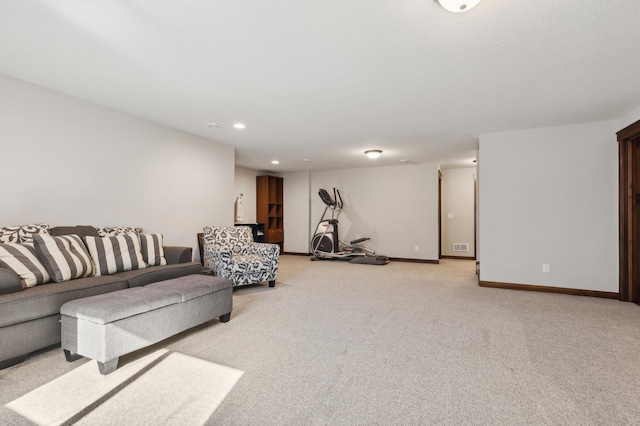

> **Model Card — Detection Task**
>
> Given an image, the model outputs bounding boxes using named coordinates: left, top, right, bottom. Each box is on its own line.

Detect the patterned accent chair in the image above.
left=202, top=226, right=279, bottom=288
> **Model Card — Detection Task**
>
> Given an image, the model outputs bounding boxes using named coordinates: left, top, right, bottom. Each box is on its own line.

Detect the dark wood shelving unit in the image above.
left=256, top=175, right=284, bottom=248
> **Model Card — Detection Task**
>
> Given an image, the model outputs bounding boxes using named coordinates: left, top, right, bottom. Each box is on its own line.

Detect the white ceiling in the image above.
left=1, top=0, right=639, bottom=172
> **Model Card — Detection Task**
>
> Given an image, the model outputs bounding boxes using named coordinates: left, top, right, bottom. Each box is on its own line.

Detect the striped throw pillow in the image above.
left=84, top=233, right=147, bottom=276
left=0, top=243, right=50, bottom=287
left=32, top=234, right=94, bottom=283
left=139, top=233, right=167, bottom=267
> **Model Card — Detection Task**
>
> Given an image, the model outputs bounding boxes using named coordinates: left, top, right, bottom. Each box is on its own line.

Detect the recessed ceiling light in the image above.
left=301, top=159, right=311, bottom=163
left=233, top=123, right=246, bottom=129
left=207, top=123, right=222, bottom=129
left=365, top=150, right=382, bottom=159
left=271, top=160, right=280, bottom=165
left=400, top=159, right=409, bottom=164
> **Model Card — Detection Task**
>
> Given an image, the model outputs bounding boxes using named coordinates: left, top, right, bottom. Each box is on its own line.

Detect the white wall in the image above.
left=0, top=74, right=235, bottom=261
left=234, top=168, right=311, bottom=253
left=310, top=163, right=439, bottom=260
left=441, top=167, right=476, bottom=258
left=282, top=171, right=311, bottom=254
left=619, top=103, right=640, bottom=129
left=234, top=166, right=259, bottom=224
left=478, top=120, right=619, bottom=292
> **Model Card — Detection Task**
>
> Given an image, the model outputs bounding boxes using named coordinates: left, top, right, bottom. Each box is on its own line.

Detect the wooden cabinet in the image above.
left=235, top=223, right=265, bottom=243
left=256, top=175, right=283, bottom=248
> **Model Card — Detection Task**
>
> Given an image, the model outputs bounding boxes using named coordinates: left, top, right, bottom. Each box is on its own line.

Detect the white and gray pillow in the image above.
left=139, top=233, right=167, bottom=267
left=96, top=226, right=143, bottom=237
left=32, top=234, right=94, bottom=283
left=0, top=223, right=50, bottom=243
left=0, top=243, right=50, bottom=287
left=84, top=233, right=147, bottom=276
left=0, top=226, right=21, bottom=243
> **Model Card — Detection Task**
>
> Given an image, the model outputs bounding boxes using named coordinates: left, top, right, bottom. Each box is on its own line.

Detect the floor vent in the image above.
left=452, top=243, right=469, bottom=252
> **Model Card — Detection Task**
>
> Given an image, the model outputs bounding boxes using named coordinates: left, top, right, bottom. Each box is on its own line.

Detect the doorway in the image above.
left=439, top=167, right=477, bottom=260
left=617, top=119, right=640, bottom=303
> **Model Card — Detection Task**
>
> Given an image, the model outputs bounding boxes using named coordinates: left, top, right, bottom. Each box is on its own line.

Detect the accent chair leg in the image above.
left=219, top=312, right=231, bottom=323
left=269, top=280, right=275, bottom=287
left=98, top=358, right=119, bottom=375
left=64, top=349, right=83, bottom=362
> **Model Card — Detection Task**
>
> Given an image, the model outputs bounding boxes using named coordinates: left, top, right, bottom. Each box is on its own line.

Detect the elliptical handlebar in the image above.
left=318, top=188, right=343, bottom=210
left=318, top=188, right=336, bottom=208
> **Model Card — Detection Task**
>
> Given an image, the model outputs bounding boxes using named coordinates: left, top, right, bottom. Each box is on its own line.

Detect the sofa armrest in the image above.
left=0, top=268, right=23, bottom=295
left=163, top=246, right=193, bottom=264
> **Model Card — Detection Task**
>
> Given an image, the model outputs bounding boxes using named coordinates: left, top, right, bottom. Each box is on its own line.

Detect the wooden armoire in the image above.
left=256, top=175, right=284, bottom=249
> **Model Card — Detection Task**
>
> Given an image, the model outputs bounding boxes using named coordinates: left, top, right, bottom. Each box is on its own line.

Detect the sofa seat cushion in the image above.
left=0, top=275, right=128, bottom=328
left=225, top=254, right=275, bottom=286
left=118, top=261, right=202, bottom=288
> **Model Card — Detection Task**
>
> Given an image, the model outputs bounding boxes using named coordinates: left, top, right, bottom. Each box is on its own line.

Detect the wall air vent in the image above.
left=452, top=243, right=469, bottom=252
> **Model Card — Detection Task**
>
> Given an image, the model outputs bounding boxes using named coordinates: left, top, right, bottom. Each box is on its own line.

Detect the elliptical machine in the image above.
left=310, top=188, right=389, bottom=265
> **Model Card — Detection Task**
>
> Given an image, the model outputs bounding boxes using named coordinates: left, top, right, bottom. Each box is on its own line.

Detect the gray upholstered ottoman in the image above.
left=60, top=274, right=232, bottom=374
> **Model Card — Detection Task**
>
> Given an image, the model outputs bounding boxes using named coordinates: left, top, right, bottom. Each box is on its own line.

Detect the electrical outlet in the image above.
left=542, top=264, right=550, bottom=273
left=414, top=245, right=419, bottom=252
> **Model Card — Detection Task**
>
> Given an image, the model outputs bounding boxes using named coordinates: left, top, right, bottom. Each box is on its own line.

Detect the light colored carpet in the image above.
left=2, top=256, right=640, bottom=425
left=5, top=349, right=243, bottom=426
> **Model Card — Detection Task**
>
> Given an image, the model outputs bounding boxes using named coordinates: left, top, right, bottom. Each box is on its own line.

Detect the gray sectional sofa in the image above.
left=0, top=225, right=203, bottom=369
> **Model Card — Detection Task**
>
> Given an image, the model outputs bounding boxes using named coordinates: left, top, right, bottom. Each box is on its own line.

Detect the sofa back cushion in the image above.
left=84, top=233, right=147, bottom=276
left=0, top=243, right=50, bottom=287
left=33, top=234, right=95, bottom=282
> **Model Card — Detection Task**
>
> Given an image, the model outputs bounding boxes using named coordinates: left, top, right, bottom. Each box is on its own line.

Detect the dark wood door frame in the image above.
left=438, top=170, right=442, bottom=259
left=617, top=119, right=640, bottom=302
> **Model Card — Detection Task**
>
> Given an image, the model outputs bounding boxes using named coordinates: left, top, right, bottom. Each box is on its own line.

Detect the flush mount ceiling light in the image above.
left=233, top=123, right=246, bottom=129
left=436, top=0, right=482, bottom=12
left=365, top=150, right=382, bottom=159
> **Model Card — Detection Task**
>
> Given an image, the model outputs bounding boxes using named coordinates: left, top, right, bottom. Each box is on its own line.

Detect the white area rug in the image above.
left=6, top=349, right=243, bottom=426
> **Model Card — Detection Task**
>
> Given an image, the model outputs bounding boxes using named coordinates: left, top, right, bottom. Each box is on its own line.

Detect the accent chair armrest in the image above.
left=247, top=242, right=280, bottom=259
left=163, top=246, right=193, bottom=264
left=202, top=245, right=234, bottom=278
left=0, top=268, right=23, bottom=295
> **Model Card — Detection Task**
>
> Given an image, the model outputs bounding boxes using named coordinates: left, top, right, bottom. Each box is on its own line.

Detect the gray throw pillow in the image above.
left=50, top=225, right=100, bottom=238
